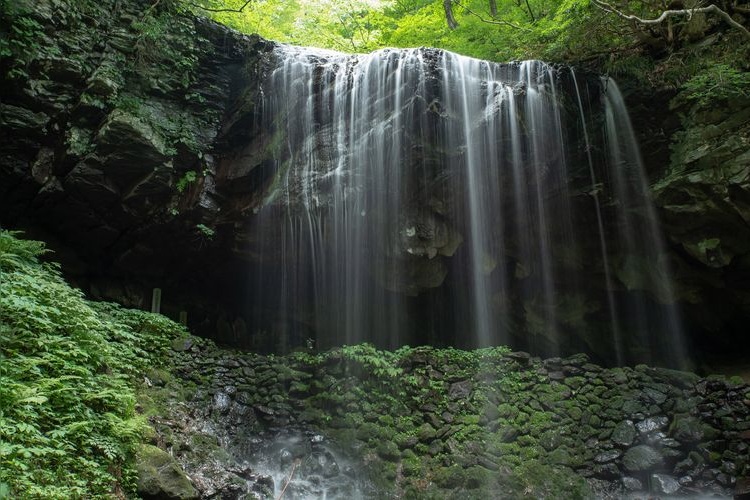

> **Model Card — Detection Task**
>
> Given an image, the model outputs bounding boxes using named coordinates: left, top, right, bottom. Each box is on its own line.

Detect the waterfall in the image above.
left=245, top=45, right=686, bottom=366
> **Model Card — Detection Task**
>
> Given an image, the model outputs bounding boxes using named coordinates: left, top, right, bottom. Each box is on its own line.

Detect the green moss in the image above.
left=401, top=455, right=422, bottom=477
left=457, top=415, right=481, bottom=426
left=136, top=444, right=198, bottom=500
left=417, top=423, right=437, bottom=443
left=376, top=440, right=400, bottom=461
left=508, top=461, right=590, bottom=499
left=356, top=422, right=384, bottom=442
left=378, top=414, right=395, bottom=427
left=497, top=403, right=518, bottom=419
left=366, top=459, right=398, bottom=493
left=433, top=464, right=467, bottom=489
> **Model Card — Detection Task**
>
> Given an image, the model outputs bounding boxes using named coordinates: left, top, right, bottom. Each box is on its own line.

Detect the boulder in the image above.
left=611, top=420, right=637, bottom=447
left=651, top=473, right=681, bottom=495
left=622, top=445, right=663, bottom=472
left=136, top=445, right=198, bottom=500
left=671, top=415, right=705, bottom=442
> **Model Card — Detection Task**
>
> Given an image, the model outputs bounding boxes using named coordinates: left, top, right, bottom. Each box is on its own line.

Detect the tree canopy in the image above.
left=194, top=0, right=748, bottom=60
left=186, top=0, right=749, bottom=103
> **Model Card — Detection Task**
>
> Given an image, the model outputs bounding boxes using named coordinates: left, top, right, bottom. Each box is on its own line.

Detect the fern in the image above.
left=0, top=231, right=48, bottom=270
left=0, top=230, right=184, bottom=497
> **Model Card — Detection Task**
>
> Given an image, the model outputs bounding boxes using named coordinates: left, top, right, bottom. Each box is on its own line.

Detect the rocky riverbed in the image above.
left=136, top=335, right=750, bottom=499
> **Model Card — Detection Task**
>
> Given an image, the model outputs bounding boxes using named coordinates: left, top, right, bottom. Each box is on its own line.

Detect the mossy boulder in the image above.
left=136, top=444, right=198, bottom=500
left=622, top=445, right=663, bottom=472
left=671, top=414, right=704, bottom=442
left=611, top=420, right=637, bottom=447
left=417, top=422, right=437, bottom=443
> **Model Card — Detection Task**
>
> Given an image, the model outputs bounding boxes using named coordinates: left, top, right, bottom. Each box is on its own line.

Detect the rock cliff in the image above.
left=1, top=0, right=274, bottom=333
left=655, top=96, right=750, bottom=363
left=2, top=0, right=748, bottom=364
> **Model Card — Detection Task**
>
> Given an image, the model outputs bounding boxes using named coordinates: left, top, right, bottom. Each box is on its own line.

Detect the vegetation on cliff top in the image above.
left=0, top=231, right=185, bottom=498
left=196, top=0, right=749, bottom=77
left=190, top=0, right=750, bottom=119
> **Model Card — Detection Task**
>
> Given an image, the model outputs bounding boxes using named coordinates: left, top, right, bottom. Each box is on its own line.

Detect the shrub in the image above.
left=0, top=231, right=185, bottom=497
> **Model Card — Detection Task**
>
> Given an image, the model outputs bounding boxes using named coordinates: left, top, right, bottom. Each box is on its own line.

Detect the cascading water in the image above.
left=246, top=44, right=687, bottom=367
left=601, top=78, right=687, bottom=367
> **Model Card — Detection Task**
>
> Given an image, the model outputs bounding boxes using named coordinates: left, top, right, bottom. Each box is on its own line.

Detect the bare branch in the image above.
left=453, top=0, right=532, bottom=30
left=276, top=459, right=300, bottom=500
left=143, top=0, right=163, bottom=18
left=191, top=0, right=253, bottom=13
left=523, top=0, right=536, bottom=22
left=591, top=0, right=750, bottom=39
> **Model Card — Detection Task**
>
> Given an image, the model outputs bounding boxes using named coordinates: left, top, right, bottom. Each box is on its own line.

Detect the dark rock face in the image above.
left=655, top=97, right=750, bottom=362
left=2, top=0, right=749, bottom=363
left=0, top=0, right=275, bottom=337
left=622, top=445, right=663, bottom=472
left=623, top=80, right=750, bottom=364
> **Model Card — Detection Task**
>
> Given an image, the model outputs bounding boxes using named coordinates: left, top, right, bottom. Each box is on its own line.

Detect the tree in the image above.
left=590, top=0, right=750, bottom=42
left=189, top=0, right=254, bottom=12
left=443, top=0, right=459, bottom=28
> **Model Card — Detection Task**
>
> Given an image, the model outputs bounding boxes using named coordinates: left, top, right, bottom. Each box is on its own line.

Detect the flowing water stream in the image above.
left=246, top=45, right=686, bottom=367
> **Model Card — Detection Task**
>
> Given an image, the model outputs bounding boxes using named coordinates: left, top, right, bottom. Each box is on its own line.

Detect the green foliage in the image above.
left=194, top=0, right=624, bottom=62
left=0, top=5, right=45, bottom=80
left=111, top=93, right=145, bottom=114
left=195, top=223, right=215, bottom=239
left=89, top=302, right=188, bottom=373
left=194, top=0, right=749, bottom=92
left=340, top=342, right=404, bottom=378
left=176, top=170, right=198, bottom=192
left=205, top=0, right=387, bottom=53
left=132, top=12, right=201, bottom=89
left=0, top=231, right=185, bottom=497
left=604, top=54, right=656, bottom=85
left=66, top=127, right=95, bottom=157
left=289, top=349, right=323, bottom=366
left=0, top=231, right=48, bottom=269
left=679, top=63, right=750, bottom=107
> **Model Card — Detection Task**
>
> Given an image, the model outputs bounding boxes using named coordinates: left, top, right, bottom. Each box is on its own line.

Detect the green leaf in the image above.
left=17, top=395, right=48, bottom=405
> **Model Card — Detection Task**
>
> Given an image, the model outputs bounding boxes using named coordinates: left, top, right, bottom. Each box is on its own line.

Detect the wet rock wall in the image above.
left=147, top=336, right=750, bottom=498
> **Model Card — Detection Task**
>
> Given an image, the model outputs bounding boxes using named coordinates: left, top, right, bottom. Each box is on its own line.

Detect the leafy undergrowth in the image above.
left=0, top=231, right=185, bottom=498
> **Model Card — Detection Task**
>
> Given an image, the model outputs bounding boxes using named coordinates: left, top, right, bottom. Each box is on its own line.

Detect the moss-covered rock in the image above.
left=136, top=445, right=198, bottom=500
left=611, top=420, right=637, bottom=447
left=622, top=445, right=663, bottom=472
left=144, top=340, right=750, bottom=498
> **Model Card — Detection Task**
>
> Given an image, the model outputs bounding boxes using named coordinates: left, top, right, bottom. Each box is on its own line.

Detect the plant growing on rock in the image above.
left=176, top=170, right=198, bottom=192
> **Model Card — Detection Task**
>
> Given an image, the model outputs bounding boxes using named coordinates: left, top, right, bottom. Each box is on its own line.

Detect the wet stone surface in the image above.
left=145, top=335, right=750, bottom=499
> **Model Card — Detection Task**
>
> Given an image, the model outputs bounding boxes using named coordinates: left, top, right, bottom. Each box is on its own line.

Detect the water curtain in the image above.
left=246, top=46, right=685, bottom=366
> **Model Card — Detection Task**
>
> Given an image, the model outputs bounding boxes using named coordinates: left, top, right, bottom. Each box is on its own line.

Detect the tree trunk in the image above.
left=444, top=0, right=459, bottom=29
